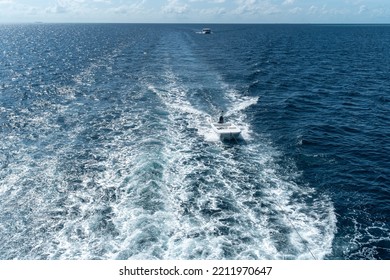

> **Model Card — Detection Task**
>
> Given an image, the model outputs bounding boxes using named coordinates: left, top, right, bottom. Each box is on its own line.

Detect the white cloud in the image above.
left=233, top=0, right=281, bottom=16
left=45, top=0, right=72, bottom=14
left=199, top=7, right=226, bottom=15
left=188, top=0, right=225, bottom=3
left=233, top=0, right=259, bottom=15
left=358, top=5, right=368, bottom=14
left=162, top=0, right=189, bottom=14
left=110, top=5, right=131, bottom=14
left=1, top=0, right=390, bottom=24
left=289, top=7, right=302, bottom=14
left=308, top=5, right=325, bottom=15
left=108, top=1, right=147, bottom=15
left=282, top=0, right=295, bottom=5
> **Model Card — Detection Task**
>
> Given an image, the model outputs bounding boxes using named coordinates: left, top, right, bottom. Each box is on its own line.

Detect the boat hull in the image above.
left=202, top=28, right=211, bottom=34
left=211, top=122, right=241, bottom=140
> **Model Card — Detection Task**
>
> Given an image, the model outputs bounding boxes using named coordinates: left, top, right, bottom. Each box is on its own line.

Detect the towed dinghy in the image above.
left=210, top=111, right=241, bottom=140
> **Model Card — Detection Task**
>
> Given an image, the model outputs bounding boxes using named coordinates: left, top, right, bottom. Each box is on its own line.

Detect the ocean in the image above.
left=0, top=23, right=389, bottom=260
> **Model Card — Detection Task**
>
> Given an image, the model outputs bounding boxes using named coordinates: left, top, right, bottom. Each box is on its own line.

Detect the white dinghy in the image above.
left=210, top=111, right=241, bottom=141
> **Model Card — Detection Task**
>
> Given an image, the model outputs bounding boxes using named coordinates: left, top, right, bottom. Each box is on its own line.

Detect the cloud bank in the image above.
left=0, top=0, right=389, bottom=23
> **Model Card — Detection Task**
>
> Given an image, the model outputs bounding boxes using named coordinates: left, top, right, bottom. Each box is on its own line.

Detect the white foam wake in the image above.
left=136, top=66, right=336, bottom=259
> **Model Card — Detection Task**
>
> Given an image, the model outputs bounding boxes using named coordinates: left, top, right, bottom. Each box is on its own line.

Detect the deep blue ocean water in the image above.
left=0, top=23, right=389, bottom=260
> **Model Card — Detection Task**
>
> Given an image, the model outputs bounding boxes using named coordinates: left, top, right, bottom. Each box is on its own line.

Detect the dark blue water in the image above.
left=0, top=23, right=389, bottom=260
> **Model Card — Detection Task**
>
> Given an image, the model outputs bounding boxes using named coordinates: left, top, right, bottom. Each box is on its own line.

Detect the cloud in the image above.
left=233, top=0, right=281, bottom=16
left=44, top=2, right=68, bottom=14
left=1, top=0, right=390, bottom=24
left=233, top=0, right=262, bottom=15
left=282, top=0, right=295, bottom=5
left=358, top=5, right=368, bottom=14
left=162, top=0, right=189, bottom=14
left=44, top=0, right=117, bottom=16
left=188, top=0, right=225, bottom=3
left=110, top=5, right=131, bottom=15
left=308, top=5, right=325, bottom=15
left=199, top=7, right=226, bottom=16
left=289, top=7, right=302, bottom=14
left=108, top=1, right=147, bottom=15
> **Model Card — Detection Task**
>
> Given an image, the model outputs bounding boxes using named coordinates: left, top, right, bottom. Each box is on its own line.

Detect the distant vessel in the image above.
left=210, top=112, right=241, bottom=141
left=202, top=28, right=211, bottom=34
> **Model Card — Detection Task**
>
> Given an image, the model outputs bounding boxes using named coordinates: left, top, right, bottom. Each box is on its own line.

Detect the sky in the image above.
left=0, top=0, right=389, bottom=24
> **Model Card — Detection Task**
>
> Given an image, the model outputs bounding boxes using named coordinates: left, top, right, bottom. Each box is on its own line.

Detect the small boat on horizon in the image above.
left=202, top=28, right=211, bottom=34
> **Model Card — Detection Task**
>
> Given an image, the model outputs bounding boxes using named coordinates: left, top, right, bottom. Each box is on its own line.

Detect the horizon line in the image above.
left=1, top=21, right=390, bottom=25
